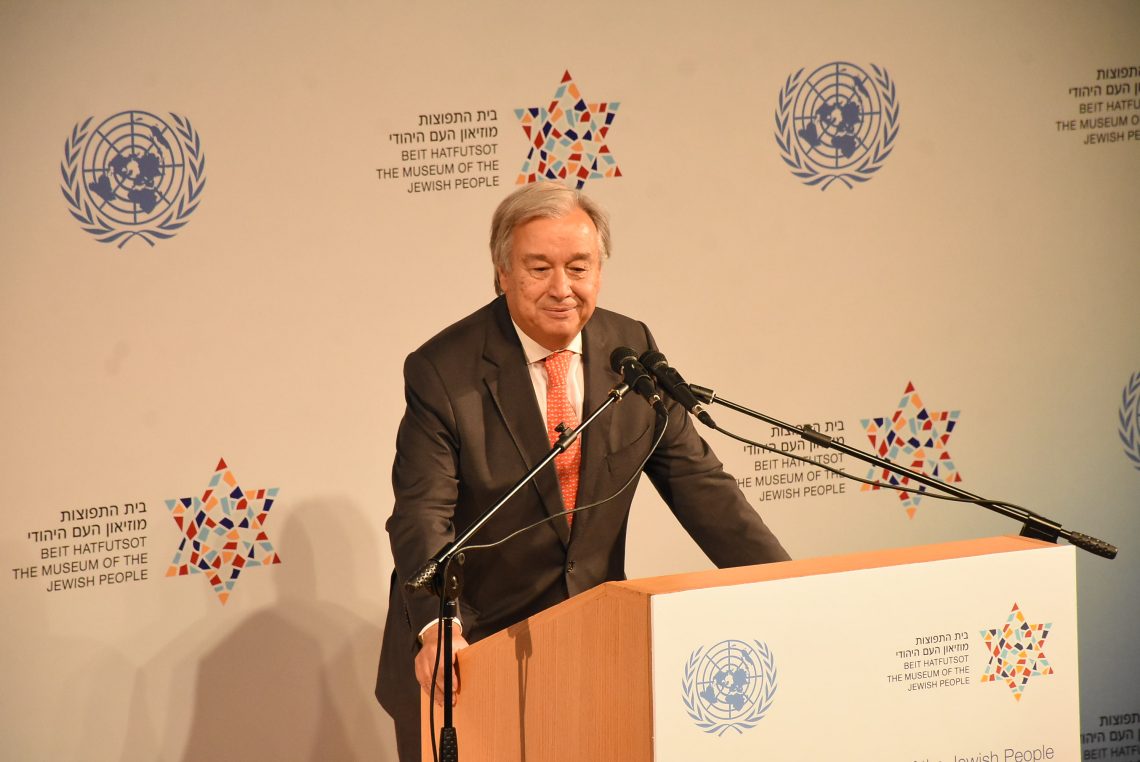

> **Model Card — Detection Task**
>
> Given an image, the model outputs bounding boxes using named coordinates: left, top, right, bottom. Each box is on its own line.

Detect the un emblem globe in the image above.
left=81, top=111, right=185, bottom=225
left=792, top=62, right=883, bottom=169
left=694, top=639, right=765, bottom=720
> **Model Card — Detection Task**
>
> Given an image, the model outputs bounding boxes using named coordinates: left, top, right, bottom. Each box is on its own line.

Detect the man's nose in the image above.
left=548, top=268, right=572, bottom=298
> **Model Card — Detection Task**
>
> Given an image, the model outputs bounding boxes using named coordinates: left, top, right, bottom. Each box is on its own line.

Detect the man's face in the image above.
left=498, top=207, right=603, bottom=351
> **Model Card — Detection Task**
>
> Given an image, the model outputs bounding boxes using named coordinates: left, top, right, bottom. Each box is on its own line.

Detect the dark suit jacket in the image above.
left=375, top=296, right=788, bottom=744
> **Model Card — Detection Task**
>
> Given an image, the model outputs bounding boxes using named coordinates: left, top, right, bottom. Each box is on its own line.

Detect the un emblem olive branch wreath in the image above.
left=60, top=118, right=109, bottom=239
left=1119, top=371, right=1140, bottom=470
left=775, top=64, right=899, bottom=190
left=60, top=112, right=206, bottom=248
left=681, top=640, right=778, bottom=736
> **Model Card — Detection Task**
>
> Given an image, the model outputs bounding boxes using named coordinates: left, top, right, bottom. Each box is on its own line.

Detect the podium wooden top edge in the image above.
left=610, top=534, right=1055, bottom=598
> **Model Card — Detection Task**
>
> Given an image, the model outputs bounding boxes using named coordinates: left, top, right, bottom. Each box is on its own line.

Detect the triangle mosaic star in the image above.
left=859, top=382, right=962, bottom=518
left=980, top=603, right=1054, bottom=701
left=165, top=459, right=281, bottom=604
left=515, top=70, right=621, bottom=188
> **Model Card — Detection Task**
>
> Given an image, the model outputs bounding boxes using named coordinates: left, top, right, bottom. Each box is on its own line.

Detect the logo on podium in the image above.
left=681, top=638, right=778, bottom=735
left=980, top=603, right=1054, bottom=701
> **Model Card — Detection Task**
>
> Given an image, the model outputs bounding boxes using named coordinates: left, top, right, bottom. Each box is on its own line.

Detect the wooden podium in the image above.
left=422, top=536, right=1079, bottom=761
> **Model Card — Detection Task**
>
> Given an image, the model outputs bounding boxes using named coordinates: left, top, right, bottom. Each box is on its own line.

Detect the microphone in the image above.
left=609, top=347, right=666, bottom=413
left=639, top=350, right=717, bottom=428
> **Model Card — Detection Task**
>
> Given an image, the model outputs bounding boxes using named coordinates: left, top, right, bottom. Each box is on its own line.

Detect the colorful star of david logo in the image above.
left=859, top=381, right=962, bottom=518
left=515, top=70, right=621, bottom=188
left=165, top=458, right=281, bottom=604
left=980, top=603, right=1054, bottom=701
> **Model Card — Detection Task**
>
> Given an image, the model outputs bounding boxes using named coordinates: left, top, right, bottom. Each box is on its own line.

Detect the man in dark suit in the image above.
left=376, top=182, right=788, bottom=761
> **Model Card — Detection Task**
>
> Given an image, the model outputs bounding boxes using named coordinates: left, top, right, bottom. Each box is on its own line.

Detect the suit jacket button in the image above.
left=566, top=560, right=575, bottom=573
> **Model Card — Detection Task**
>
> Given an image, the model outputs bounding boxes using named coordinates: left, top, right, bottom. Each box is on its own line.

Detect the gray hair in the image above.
left=489, top=181, right=612, bottom=294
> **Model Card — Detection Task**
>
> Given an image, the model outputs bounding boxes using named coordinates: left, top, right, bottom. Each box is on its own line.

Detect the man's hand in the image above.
left=415, top=621, right=470, bottom=706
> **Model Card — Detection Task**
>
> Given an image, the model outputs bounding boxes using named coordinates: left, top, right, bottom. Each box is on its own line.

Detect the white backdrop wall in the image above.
left=1, top=1, right=1138, bottom=759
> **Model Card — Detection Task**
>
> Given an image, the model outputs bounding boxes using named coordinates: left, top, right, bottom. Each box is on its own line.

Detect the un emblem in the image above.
left=775, top=62, right=899, bottom=190
left=60, top=111, right=206, bottom=247
left=681, top=639, right=777, bottom=736
left=1120, top=371, right=1140, bottom=471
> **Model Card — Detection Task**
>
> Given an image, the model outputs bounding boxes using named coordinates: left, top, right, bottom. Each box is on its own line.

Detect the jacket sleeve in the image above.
left=638, top=324, right=791, bottom=567
left=385, top=349, right=462, bottom=634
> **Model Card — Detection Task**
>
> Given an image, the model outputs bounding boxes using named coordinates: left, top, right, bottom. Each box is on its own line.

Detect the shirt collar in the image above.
left=510, top=319, right=583, bottom=364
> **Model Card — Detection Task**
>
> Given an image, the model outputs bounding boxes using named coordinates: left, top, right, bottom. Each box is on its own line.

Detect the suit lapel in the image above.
left=482, top=298, right=570, bottom=546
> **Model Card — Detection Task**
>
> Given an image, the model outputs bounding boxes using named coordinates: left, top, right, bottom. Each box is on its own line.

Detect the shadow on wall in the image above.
left=5, top=614, right=149, bottom=760
left=143, top=497, right=394, bottom=761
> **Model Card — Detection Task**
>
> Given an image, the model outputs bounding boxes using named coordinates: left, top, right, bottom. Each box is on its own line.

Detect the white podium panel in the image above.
left=651, top=545, right=1078, bottom=761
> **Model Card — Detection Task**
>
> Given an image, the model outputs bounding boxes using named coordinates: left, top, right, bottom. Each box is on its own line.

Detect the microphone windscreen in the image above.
left=609, top=346, right=639, bottom=373
left=639, top=350, right=667, bottom=374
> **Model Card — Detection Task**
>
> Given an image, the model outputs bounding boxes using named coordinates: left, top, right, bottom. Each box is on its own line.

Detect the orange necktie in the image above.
left=544, top=350, right=581, bottom=527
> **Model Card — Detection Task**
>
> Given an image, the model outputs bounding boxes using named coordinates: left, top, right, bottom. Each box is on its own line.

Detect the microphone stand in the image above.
left=690, top=384, right=1118, bottom=560
left=404, top=382, right=633, bottom=761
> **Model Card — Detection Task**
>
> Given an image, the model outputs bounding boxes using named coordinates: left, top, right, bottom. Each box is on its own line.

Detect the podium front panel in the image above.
left=650, top=544, right=1078, bottom=761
